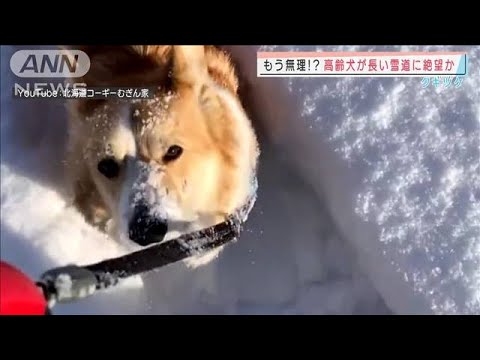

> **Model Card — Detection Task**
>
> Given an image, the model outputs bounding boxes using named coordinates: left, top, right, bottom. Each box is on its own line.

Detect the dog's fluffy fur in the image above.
left=64, top=45, right=259, bottom=267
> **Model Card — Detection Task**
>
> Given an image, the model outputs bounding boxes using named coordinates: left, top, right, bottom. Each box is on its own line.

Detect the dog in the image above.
left=64, top=45, right=259, bottom=267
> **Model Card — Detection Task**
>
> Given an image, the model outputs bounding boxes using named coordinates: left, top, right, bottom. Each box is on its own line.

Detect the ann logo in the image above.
left=10, top=49, right=90, bottom=78
left=20, top=53, right=79, bottom=74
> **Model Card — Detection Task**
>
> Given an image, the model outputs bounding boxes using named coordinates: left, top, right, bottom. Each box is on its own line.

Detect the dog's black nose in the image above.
left=128, top=204, right=168, bottom=246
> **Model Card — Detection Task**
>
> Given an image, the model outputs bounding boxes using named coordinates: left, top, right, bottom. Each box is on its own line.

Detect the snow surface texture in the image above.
left=1, top=45, right=477, bottom=315
left=225, top=45, right=480, bottom=315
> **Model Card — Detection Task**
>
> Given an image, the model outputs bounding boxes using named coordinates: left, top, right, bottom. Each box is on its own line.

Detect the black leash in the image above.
left=37, top=216, right=241, bottom=307
left=36, top=188, right=256, bottom=308
left=88, top=216, right=239, bottom=282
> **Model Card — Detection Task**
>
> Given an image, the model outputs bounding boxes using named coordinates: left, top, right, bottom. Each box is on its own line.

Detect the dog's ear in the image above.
left=172, top=46, right=209, bottom=88
left=204, top=46, right=239, bottom=95
left=130, top=45, right=171, bottom=60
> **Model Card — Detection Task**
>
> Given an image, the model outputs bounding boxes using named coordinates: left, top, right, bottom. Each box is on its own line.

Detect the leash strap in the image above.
left=37, top=214, right=242, bottom=307
left=88, top=215, right=240, bottom=285
left=37, top=179, right=257, bottom=308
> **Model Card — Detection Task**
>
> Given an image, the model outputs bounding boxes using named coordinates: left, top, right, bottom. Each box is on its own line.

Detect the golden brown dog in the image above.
left=64, top=45, right=259, bottom=267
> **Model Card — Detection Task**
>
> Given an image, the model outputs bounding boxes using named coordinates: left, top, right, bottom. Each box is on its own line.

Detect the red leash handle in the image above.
left=0, top=261, right=48, bottom=315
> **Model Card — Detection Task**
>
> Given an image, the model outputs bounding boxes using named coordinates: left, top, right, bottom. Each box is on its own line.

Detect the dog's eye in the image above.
left=97, top=157, right=120, bottom=179
left=163, top=145, right=183, bottom=162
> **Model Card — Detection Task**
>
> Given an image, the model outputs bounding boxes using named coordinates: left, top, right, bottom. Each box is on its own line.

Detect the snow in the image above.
left=225, top=45, right=480, bottom=314
left=1, top=44, right=478, bottom=314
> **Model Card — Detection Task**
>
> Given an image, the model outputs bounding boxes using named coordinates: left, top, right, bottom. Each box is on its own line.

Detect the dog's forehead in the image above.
left=132, top=90, right=177, bottom=126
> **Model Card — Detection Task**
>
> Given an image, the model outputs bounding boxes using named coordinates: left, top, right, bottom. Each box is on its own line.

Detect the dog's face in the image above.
left=69, top=46, right=258, bottom=249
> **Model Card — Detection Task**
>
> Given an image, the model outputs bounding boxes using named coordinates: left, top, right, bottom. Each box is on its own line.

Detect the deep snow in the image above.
left=1, top=45, right=478, bottom=314
left=225, top=45, right=480, bottom=314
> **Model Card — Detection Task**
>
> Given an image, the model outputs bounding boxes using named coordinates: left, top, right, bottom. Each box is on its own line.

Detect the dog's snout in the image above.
left=128, top=204, right=168, bottom=246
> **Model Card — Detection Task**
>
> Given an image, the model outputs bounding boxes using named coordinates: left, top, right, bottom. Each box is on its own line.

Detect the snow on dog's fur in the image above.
left=64, top=45, right=259, bottom=267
